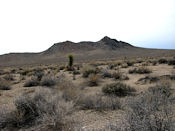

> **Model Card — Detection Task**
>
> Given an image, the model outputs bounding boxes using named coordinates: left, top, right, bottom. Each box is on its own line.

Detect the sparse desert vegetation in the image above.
left=0, top=56, right=175, bottom=130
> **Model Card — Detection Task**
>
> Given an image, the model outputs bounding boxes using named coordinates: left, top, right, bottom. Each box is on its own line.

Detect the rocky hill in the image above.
left=0, top=36, right=175, bottom=66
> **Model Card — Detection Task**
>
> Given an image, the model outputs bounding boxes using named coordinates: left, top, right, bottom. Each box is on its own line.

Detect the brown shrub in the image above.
left=0, top=88, right=75, bottom=130
left=76, top=93, right=121, bottom=110
left=129, top=66, right=152, bottom=74
left=0, top=80, right=11, bottom=90
left=87, top=74, right=100, bottom=86
left=102, top=82, right=136, bottom=97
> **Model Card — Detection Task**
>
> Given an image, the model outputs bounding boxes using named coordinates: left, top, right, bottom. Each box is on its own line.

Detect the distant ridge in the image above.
left=43, top=36, right=133, bottom=55
left=0, top=36, right=175, bottom=66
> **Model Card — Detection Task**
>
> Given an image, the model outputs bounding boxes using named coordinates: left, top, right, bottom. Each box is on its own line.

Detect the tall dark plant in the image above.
left=68, top=54, right=74, bottom=69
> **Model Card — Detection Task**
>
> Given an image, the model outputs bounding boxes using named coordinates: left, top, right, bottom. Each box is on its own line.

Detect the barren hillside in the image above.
left=0, top=36, right=175, bottom=66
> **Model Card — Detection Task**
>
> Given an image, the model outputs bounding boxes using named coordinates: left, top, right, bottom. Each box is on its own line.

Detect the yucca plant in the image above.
left=67, top=54, right=74, bottom=70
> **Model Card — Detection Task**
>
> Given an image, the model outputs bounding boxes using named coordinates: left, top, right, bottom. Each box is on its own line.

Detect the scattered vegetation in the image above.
left=126, top=83, right=175, bottom=131
left=112, top=71, right=129, bottom=80
left=168, top=59, right=175, bottom=65
left=129, top=66, right=152, bottom=74
left=0, top=88, right=75, bottom=130
left=3, top=74, right=14, bottom=81
left=102, top=82, right=136, bottom=97
left=76, top=94, right=121, bottom=110
left=87, top=74, right=100, bottom=86
left=0, top=80, right=11, bottom=90
left=101, top=70, right=113, bottom=78
left=40, top=75, right=56, bottom=87
left=82, top=65, right=99, bottom=78
left=24, top=77, right=40, bottom=87
left=159, top=58, right=168, bottom=64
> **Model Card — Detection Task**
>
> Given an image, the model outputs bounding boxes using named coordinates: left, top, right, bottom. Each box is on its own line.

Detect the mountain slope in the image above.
left=0, top=36, right=175, bottom=66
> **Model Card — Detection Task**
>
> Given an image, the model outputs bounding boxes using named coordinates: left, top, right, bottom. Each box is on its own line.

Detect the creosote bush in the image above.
left=76, top=93, right=121, bottom=110
left=148, top=82, right=173, bottom=97
left=102, top=82, right=136, bottom=97
left=87, top=74, right=100, bottom=86
left=24, top=77, right=40, bottom=87
left=112, top=71, right=129, bottom=80
left=101, top=70, right=113, bottom=78
left=40, top=75, right=56, bottom=87
left=0, top=88, right=74, bottom=130
left=158, top=58, right=168, bottom=64
left=0, top=80, right=11, bottom=90
left=168, top=59, right=175, bottom=65
left=125, top=83, right=175, bottom=131
left=3, top=74, right=14, bottom=81
left=82, top=65, right=99, bottom=78
left=129, top=66, right=152, bottom=74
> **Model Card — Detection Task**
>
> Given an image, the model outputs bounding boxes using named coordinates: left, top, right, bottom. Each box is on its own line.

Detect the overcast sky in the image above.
left=0, top=0, right=175, bottom=55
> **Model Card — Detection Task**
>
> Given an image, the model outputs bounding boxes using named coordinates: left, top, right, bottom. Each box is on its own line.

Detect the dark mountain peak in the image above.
left=100, top=36, right=119, bottom=43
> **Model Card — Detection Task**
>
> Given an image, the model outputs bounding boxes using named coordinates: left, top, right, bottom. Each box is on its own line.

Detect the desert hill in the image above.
left=0, top=36, right=175, bottom=66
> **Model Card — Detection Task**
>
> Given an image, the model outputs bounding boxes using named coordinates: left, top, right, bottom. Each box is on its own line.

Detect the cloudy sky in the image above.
left=0, top=0, right=175, bottom=55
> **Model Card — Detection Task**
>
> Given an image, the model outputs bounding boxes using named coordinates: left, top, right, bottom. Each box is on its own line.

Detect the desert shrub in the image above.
left=87, top=74, right=99, bottom=86
left=76, top=94, right=121, bottom=110
left=24, top=77, right=40, bottom=87
left=40, top=75, right=56, bottom=87
left=33, top=71, right=44, bottom=81
left=10, top=69, right=16, bottom=73
left=108, top=64, right=115, bottom=70
left=126, top=61, right=134, bottom=66
left=137, top=76, right=159, bottom=84
left=148, top=82, right=173, bottom=97
left=0, top=70, right=5, bottom=75
left=112, top=71, right=122, bottom=80
left=168, top=59, right=175, bottom=65
left=112, top=71, right=129, bottom=80
left=59, top=65, right=65, bottom=70
left=101, top=70, right=113, bottom=78
left=73, top=70, right=80, bottom=75
left=20, top=69, right=31, bottom=76
left=126, top=83, right=175, bottom=131
left=121, top=63, right=128, bottom=68
left=82, top=67, right=99, bottom=78
left=0, top=80, right=11, bottom=90
left=0, top=88, right=74, bottom=130
left=3, top=74, right=14, bottom=81
left=129, top=66, right=152, bottom=74
left=158, top=58, right=168, bottom=64
left=102, top=82, right=136, bottom=97
left=152, top=60, right=157, bottom=66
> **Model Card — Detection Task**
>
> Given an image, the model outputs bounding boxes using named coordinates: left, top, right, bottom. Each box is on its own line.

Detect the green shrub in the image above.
left=158, top=58, right=168, bottom=64
left=102, top=82, right=136, bottom=97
